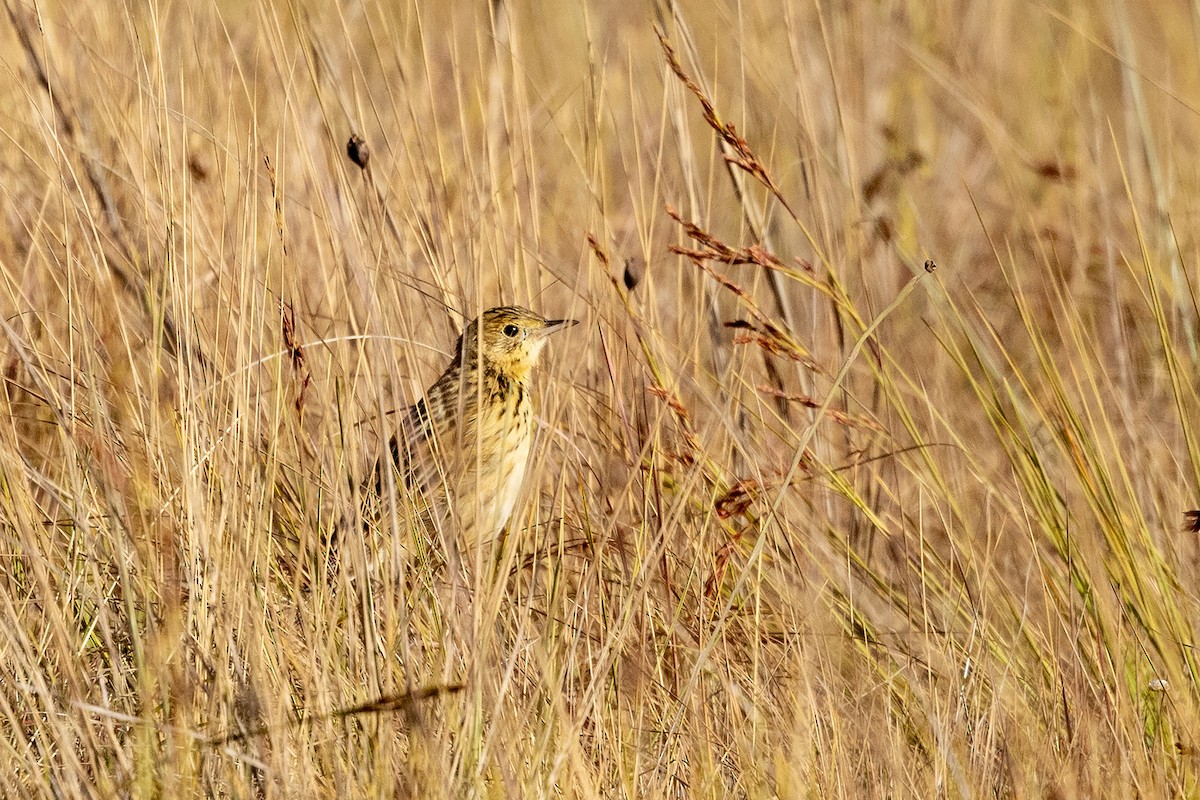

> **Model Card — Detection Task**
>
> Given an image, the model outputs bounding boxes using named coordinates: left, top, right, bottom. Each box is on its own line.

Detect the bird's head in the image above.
left=455, top=306, right=577, bottom=381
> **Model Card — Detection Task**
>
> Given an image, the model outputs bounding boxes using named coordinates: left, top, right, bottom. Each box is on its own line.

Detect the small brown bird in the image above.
left=381, top=306, right=576, bottom=547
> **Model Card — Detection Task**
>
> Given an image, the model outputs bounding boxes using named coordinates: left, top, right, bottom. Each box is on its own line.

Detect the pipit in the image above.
left=381, top=306, right=576, bottom=547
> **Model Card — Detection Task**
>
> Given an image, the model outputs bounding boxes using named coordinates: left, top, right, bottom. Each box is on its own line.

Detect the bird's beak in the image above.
left=538, top=318, right=578, bottom=337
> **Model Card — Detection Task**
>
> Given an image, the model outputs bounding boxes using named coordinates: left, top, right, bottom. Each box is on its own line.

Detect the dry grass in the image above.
left=1, top=0, right=1198, bottom=796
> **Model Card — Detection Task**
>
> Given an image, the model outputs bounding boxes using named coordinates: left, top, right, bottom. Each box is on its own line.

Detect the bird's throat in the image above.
left=483, top=364, right=529, bottom=404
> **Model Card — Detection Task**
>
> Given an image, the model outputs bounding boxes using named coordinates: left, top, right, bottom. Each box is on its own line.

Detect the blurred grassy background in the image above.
left=1, top=0, right=1199, bottom=796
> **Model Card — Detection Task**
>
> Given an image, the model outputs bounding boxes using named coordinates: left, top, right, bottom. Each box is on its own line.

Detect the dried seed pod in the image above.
left=347, top=134, right=370, bottom=170
left=623, top=256, right=645, bottom=291
left=187, top=132, right=212, bottom=181
left=187, top=153, right=210, bottom=181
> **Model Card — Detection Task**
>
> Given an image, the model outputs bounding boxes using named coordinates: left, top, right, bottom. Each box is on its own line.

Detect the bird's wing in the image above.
left=386, top=398, right=442, bottom=497
left=388, top=378, right=479, bottom=483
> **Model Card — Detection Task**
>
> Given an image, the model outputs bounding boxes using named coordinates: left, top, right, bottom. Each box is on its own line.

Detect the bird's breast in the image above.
left=449, top=375, right=534, bottom=542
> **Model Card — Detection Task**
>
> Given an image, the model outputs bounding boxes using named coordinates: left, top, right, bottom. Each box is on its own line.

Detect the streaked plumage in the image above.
left=381, top=306, right=576, bottom=546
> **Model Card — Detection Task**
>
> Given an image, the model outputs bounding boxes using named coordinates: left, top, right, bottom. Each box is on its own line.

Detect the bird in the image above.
left=379, top=306, right=577, bottom=548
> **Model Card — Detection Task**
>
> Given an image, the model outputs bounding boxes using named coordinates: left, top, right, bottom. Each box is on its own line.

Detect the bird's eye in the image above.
left=503, top=324, right=520, bottom=338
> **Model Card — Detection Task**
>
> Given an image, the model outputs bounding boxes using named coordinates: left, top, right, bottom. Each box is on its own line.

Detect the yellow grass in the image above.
left=1, top=0, right=1198, bottom=796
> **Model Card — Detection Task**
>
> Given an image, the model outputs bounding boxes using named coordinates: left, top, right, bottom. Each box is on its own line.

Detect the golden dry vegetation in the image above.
left=1, top=0, right=1199, bottom=796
